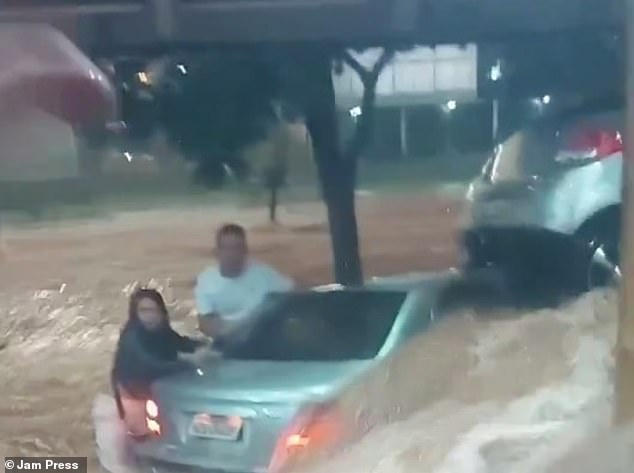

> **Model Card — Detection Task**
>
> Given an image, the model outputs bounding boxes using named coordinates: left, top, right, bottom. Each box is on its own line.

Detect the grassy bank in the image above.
left=0, top=153, right=484, bottom=226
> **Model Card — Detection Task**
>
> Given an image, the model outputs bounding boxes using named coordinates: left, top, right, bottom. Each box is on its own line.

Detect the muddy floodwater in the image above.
left=0, top=195, right=627, bottom=472
left=300, top=289, right=620, bottom=473
left=0, top=196, right=458, bottom=467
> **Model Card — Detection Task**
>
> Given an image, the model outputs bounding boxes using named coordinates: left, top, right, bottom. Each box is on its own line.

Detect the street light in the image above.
left=489, top=60, right=502, bottom=82
left=349, top=106, right=362, bottom=118
left=531, top=95, right=552, bottom=109
left=137, top=71, right=151, bottom=85
left=445, top=100, right=457, bottom=111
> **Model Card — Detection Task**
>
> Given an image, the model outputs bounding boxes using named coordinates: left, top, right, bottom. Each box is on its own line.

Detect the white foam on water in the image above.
left=92, top=394, right=139, bottom=473
left=436, top=334, right=614, bottom=473
left=299, top=289, right=620, bottom=473
left=1, top=269, right=623, bottom=473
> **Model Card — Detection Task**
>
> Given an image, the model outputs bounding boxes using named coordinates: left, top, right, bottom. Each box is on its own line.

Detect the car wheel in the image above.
left=460, top=233, right=493, bottom=274
left=586, top=233, right=621, bottom=290
left=504, top=265, right=563, bottom=307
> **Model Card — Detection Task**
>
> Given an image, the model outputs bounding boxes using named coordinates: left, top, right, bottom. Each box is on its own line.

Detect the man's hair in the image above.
left=216, top=223, right=247, bottom=245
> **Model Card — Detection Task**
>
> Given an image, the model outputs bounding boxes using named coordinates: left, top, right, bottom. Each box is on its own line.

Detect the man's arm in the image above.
left=215, top=266, right=293, bottom=336
left=198, top=314, right=222, bottom=338
left=195, top=265, right=293, bottom=339
left=266, top=265, right=294, bottom=292
left=194, top=273, right=215, bottom=316
left=195, top=288, right=242, bottom=339
left=167, top=327, right=205, bottom=353
left=195, top=272, right=220, bottom=337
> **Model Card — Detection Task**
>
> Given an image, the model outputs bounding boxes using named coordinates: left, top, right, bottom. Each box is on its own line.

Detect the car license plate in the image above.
left=189, top=413, right=243, bottom=441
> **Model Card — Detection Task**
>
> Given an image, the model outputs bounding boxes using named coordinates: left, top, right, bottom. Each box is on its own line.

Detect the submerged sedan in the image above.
left=132, top=272, right=457, bottom=473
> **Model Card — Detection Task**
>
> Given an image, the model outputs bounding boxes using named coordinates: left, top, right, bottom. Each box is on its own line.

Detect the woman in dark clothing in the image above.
left=112, top=288, right=206, bottom=426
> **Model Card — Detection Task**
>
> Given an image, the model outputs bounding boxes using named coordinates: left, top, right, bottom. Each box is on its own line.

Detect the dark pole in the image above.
left=615, top=0, right=634, bottom=424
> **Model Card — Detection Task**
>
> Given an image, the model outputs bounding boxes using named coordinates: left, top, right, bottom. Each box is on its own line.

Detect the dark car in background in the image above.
left=462, top=105, right=623, bottom=297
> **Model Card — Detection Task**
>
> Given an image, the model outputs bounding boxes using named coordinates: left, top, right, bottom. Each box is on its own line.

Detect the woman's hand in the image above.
left=192, top=337, right=213, bottom=349
left=189, top=345, right=216, bottom=365
left=198, top=314, right=225, bottom=338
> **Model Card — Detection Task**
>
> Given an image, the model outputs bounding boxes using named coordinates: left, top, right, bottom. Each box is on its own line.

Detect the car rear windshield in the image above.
left=221, top=291, right=406, bottom=362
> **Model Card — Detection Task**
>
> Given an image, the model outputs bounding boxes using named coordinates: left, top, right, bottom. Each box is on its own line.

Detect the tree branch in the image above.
left=370, top=48, right=396, bottom=80
left=343, top=47, right=395, bottom=173
left=342, top=48, right=396, bottom=86
left=342, top=50, right=369, bottom=83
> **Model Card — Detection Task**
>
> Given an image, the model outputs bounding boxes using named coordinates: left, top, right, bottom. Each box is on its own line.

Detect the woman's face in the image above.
left=136, top=297, right=164, bottom=331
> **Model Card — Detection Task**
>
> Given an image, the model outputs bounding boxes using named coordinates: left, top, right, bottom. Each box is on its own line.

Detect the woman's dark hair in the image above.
left=127, top=287, right=169, bottom=326
left=113, top=288, right=172, bottom=419
left=112, top=288, right=167, bottom=418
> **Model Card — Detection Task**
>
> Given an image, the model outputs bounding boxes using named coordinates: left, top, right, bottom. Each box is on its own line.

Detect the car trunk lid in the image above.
left=159, top=359, right=370, bottom=402
left=149, top=360, right=369, bottom=472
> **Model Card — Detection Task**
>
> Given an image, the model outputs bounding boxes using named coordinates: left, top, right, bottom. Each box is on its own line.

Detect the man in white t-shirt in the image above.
left=195, top=223, right=293, bottom=339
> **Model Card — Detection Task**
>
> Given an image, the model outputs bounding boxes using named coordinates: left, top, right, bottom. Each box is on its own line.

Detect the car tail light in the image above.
left=268, top=404, right=345, bottom=473
left=146, top=400, right=159, bottom=418
left=556, top=128, right=623, bottom=164
left=145, top=399, right=161, bottom=436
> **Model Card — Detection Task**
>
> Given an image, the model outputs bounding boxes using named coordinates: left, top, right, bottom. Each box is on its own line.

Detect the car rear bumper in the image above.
left=462, top=226, right=588, bottom=291
left=133, top=441, right=264, bottom=473
left=137, top=457, right=254, bottom=473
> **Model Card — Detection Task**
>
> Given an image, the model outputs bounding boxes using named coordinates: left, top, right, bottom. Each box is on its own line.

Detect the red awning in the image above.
left=0, top=24, right=116, bottom=125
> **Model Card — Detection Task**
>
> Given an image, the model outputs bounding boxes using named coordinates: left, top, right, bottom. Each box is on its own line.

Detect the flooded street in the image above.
left=0, top=1, right=628, bottom=470
left=301, top=289, right=620, bottom=473
left=0, top=194, right=627, bottom=472
left=0, top=195, right=460, bottom=468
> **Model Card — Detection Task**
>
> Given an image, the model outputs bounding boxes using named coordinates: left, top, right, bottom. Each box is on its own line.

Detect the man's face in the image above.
left=216, top=233, right=248, bottom=277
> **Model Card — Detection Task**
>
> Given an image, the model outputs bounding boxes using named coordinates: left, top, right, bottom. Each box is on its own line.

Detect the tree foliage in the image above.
left=155, top=46, right=395, bottom=284
left=478, top=31, right=622, bottom=100
left=157, top=51, right=280, bottom=186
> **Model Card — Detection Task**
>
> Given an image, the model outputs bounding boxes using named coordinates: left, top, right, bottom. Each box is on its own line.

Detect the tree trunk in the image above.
left=268, top=185, right=278, bottom=223
left=300, top=50, right=363, bottom=285
left=323, top=174, right=363, bottom=285
left=0, top=210, right=4, bottom=259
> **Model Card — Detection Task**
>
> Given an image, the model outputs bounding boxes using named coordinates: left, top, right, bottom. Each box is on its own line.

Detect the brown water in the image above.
left=0, top=196, right=460, bottom=469
left=0, top=198, right=627, bottom=472
left=299, top=289, right=620, bottom=473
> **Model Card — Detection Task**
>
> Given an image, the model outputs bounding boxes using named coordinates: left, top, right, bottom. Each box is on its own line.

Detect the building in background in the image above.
left=333, top=45, right=482, bottom=159
left=334, top=45, right=478, bottom=110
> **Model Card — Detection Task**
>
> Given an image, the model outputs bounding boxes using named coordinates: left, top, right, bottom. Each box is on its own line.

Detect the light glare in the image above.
left=137, top=71, right=150, bottom=85
left=489, top=60, right=502, bottom=81
left=349, top=106, right=362, bottom=118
